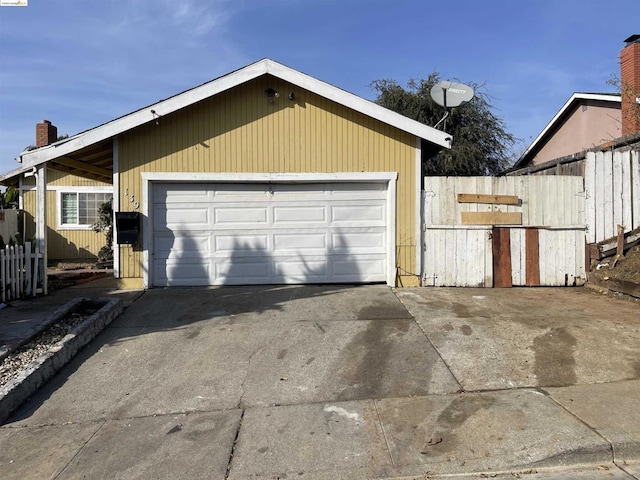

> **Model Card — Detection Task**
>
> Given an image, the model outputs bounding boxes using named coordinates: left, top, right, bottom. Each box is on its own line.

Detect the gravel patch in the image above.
left=0, top=307, right=99, bottom=388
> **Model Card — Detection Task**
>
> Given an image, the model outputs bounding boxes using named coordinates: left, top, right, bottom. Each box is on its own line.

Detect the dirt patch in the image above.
left=48, top=270, right=111, bottom=291
left=590, top=245, right=640, bottom=285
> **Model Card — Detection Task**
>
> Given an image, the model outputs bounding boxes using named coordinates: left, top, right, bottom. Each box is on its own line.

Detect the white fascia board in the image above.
left=265, top=60, right=452, bottom=149
left=20, top=60, right=270, bottom=168
left=18, top=59, right=451, bottom=170
left=0, top=165, right=30, bottom=183
left=517, top=93, right=622, bottom=165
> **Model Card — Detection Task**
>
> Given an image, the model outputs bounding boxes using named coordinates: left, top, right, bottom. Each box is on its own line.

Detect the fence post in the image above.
left=1, top=248, right=5, bottom=302
left=25, top=241, right=32, bottom=296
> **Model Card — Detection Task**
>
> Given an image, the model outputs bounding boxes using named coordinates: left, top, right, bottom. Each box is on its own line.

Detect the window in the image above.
left=60, top=191, right=112, bottom=228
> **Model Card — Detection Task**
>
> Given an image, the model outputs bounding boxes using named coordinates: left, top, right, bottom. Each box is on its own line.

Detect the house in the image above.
left=512, top=34, right=640, bottom=172
left=511, top=93, right=621, bottom=170
left=2, top=121, right=111, bottom=261
left=0, top=59, right=451, bottom=289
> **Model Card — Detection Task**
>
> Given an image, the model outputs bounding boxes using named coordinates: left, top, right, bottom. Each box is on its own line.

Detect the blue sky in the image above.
left=0, top=0, right=637, bottom=173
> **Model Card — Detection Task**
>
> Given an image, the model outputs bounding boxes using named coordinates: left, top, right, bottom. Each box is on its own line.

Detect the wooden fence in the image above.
left=0, top=242, right=43, bottom=302
left=585, top=150, right=640, bottom=244
left=423, top=176, right=586, bottom=287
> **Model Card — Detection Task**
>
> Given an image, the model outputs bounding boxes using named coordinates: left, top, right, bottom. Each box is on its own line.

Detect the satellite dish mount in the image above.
left=430, top=81, right=475, bottom=130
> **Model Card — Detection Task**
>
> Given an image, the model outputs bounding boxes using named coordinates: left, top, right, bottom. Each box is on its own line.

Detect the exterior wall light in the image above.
left=265, top=88, right=279, bottom=103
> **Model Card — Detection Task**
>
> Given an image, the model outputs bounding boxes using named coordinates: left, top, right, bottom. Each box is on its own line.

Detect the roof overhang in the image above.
left=513, top=92, right=621, bottom=169
left=12, top=58, right=451, bottom=174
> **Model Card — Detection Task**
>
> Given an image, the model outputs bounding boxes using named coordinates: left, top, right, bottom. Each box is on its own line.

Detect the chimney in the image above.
left=621, top=34, right=640, bottom=136
left=35, top=120, right=58, bottom=148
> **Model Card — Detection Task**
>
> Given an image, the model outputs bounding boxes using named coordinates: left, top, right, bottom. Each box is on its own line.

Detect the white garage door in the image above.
left=152, top=182, right=389, bottom=286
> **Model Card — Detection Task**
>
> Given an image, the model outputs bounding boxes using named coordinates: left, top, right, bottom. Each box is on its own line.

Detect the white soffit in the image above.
left=18, top=59, right=451, bottom=169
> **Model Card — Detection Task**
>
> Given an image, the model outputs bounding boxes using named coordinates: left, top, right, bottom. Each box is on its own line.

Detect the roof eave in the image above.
left=17, top=58, right=450, bottom=170
left=513, top=92, right=621, bottom=168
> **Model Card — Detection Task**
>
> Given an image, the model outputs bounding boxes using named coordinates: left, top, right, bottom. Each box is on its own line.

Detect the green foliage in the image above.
left=0, top=186, right=18, bottom=208
left=92, top=199, right=113, bottom=263
left=371, top=73, right=517, bottom=176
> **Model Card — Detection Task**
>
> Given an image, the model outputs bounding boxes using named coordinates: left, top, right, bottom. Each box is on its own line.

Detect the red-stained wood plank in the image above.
left=525, top=228, right=540, bottom=286
left=492, top=227, right=512, bottom=288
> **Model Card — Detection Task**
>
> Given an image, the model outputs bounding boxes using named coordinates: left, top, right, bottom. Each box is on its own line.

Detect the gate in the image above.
left=422, top=176, right=586, bottom=287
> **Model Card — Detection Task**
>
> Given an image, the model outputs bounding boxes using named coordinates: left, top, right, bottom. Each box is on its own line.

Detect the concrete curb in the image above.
left=0, top=298, right=88, bottom=363
left=0, top=297, right=123, bottom=424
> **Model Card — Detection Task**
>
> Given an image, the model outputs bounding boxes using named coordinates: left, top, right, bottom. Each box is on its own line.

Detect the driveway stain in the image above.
left=460, top=325, right=473, bottom=336
left=357, top=300, right=412, bottom=320
left=277, top=349, right=288, bottom=360
left=532, top=327, right=577, bottom=386
left=183, top=327, right=201, bottom=340
left=427, top=395, right=496, bottom=454
left=334, top=319, right=420, bottom=400
left=452, top=303, right=472, bottom=318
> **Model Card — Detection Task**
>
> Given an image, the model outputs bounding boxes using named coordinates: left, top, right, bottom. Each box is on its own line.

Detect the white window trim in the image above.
left=56, top=187, right=113, bottom=230
left=141, top=172, right=398, bottom=289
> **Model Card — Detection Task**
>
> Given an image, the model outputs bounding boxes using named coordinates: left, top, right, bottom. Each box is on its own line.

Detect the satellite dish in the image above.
left=430, top=81, right=475, bottom=108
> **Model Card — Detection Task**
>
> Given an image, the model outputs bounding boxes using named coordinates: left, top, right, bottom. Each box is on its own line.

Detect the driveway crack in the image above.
left=238, top=346, right=266, bottom=409
left=373, top=399, right=394, bottom=465
left=224, top=409, right=245, bottom=480
left=53, top=419, right=107, bottom=479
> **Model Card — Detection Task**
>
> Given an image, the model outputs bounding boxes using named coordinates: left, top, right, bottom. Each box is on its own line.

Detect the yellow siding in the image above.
left=119, top=75, right=420, bottom=285
left=22, top=170, right=111, bottom=261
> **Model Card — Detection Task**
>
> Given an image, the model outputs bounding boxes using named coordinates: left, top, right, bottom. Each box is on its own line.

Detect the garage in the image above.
left=150, top=179, right=393, bottom=286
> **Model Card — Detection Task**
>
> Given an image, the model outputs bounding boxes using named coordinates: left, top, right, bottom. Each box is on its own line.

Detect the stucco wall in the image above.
left=531, top=100, right=621, bottom=165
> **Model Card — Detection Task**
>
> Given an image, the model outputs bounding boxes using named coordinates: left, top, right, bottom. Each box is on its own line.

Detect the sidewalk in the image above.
left=0, top=276, right=144, bottom=358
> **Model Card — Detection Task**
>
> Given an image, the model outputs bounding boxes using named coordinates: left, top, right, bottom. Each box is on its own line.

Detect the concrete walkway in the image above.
left=1, top=284, right=639, bottom=479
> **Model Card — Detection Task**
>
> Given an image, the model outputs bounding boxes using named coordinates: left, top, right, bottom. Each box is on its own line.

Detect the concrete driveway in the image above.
left=1, top=285, right=639, bottom=479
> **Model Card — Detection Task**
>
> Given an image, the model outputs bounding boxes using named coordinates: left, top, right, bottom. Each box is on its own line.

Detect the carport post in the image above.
left=35, top=164, right=48, bottom=295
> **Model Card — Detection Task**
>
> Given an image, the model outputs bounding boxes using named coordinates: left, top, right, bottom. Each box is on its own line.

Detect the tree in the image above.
left=371, top=73, right=516, bottom=176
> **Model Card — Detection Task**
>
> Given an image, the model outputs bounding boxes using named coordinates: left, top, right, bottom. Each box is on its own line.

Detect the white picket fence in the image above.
left=0, top=242, right=43, bottom=302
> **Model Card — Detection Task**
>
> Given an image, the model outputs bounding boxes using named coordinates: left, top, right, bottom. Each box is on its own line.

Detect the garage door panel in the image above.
left=331, top=205, right=385, bottom=224
left=332, top=232, right=385, bottom=252
left=215, top=260, right=271, bottom=283
left=214, top=207, right=268, bottom=224
left=155, top=185, right=213, bottom=203
left=154, top=262, right=211, bottom=286
left=273, top=206, right=327, bottom=223
left=152, top=182, right=389, bottom=286
left=333, top=258, right=386, bottom=277
left=273, top=233, right=327, bottom=251
left=155, top=235, right=211, bottom=259
left=213, top=184, right=269, bottom=197
left=161, top=207, right=210, bottom=227
left=274, top=259, right=328, bottom=280
left=215, top=235, right=269, bottom=252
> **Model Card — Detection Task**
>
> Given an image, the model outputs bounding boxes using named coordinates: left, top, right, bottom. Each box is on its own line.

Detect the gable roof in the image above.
left=11, top=58, right=451, bottom=173
left=512, top=92, right=621, bottom=169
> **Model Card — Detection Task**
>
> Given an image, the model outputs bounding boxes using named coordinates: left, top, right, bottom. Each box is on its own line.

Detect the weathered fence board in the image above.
left=585, top=150, right=640, bottom=244
left=423, top=176, right=585, bottom=287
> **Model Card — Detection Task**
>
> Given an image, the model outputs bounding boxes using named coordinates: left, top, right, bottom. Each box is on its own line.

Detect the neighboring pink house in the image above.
left=513, top=34, right=640, bottom=171
left=512, top=93, right=621, bottom=169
